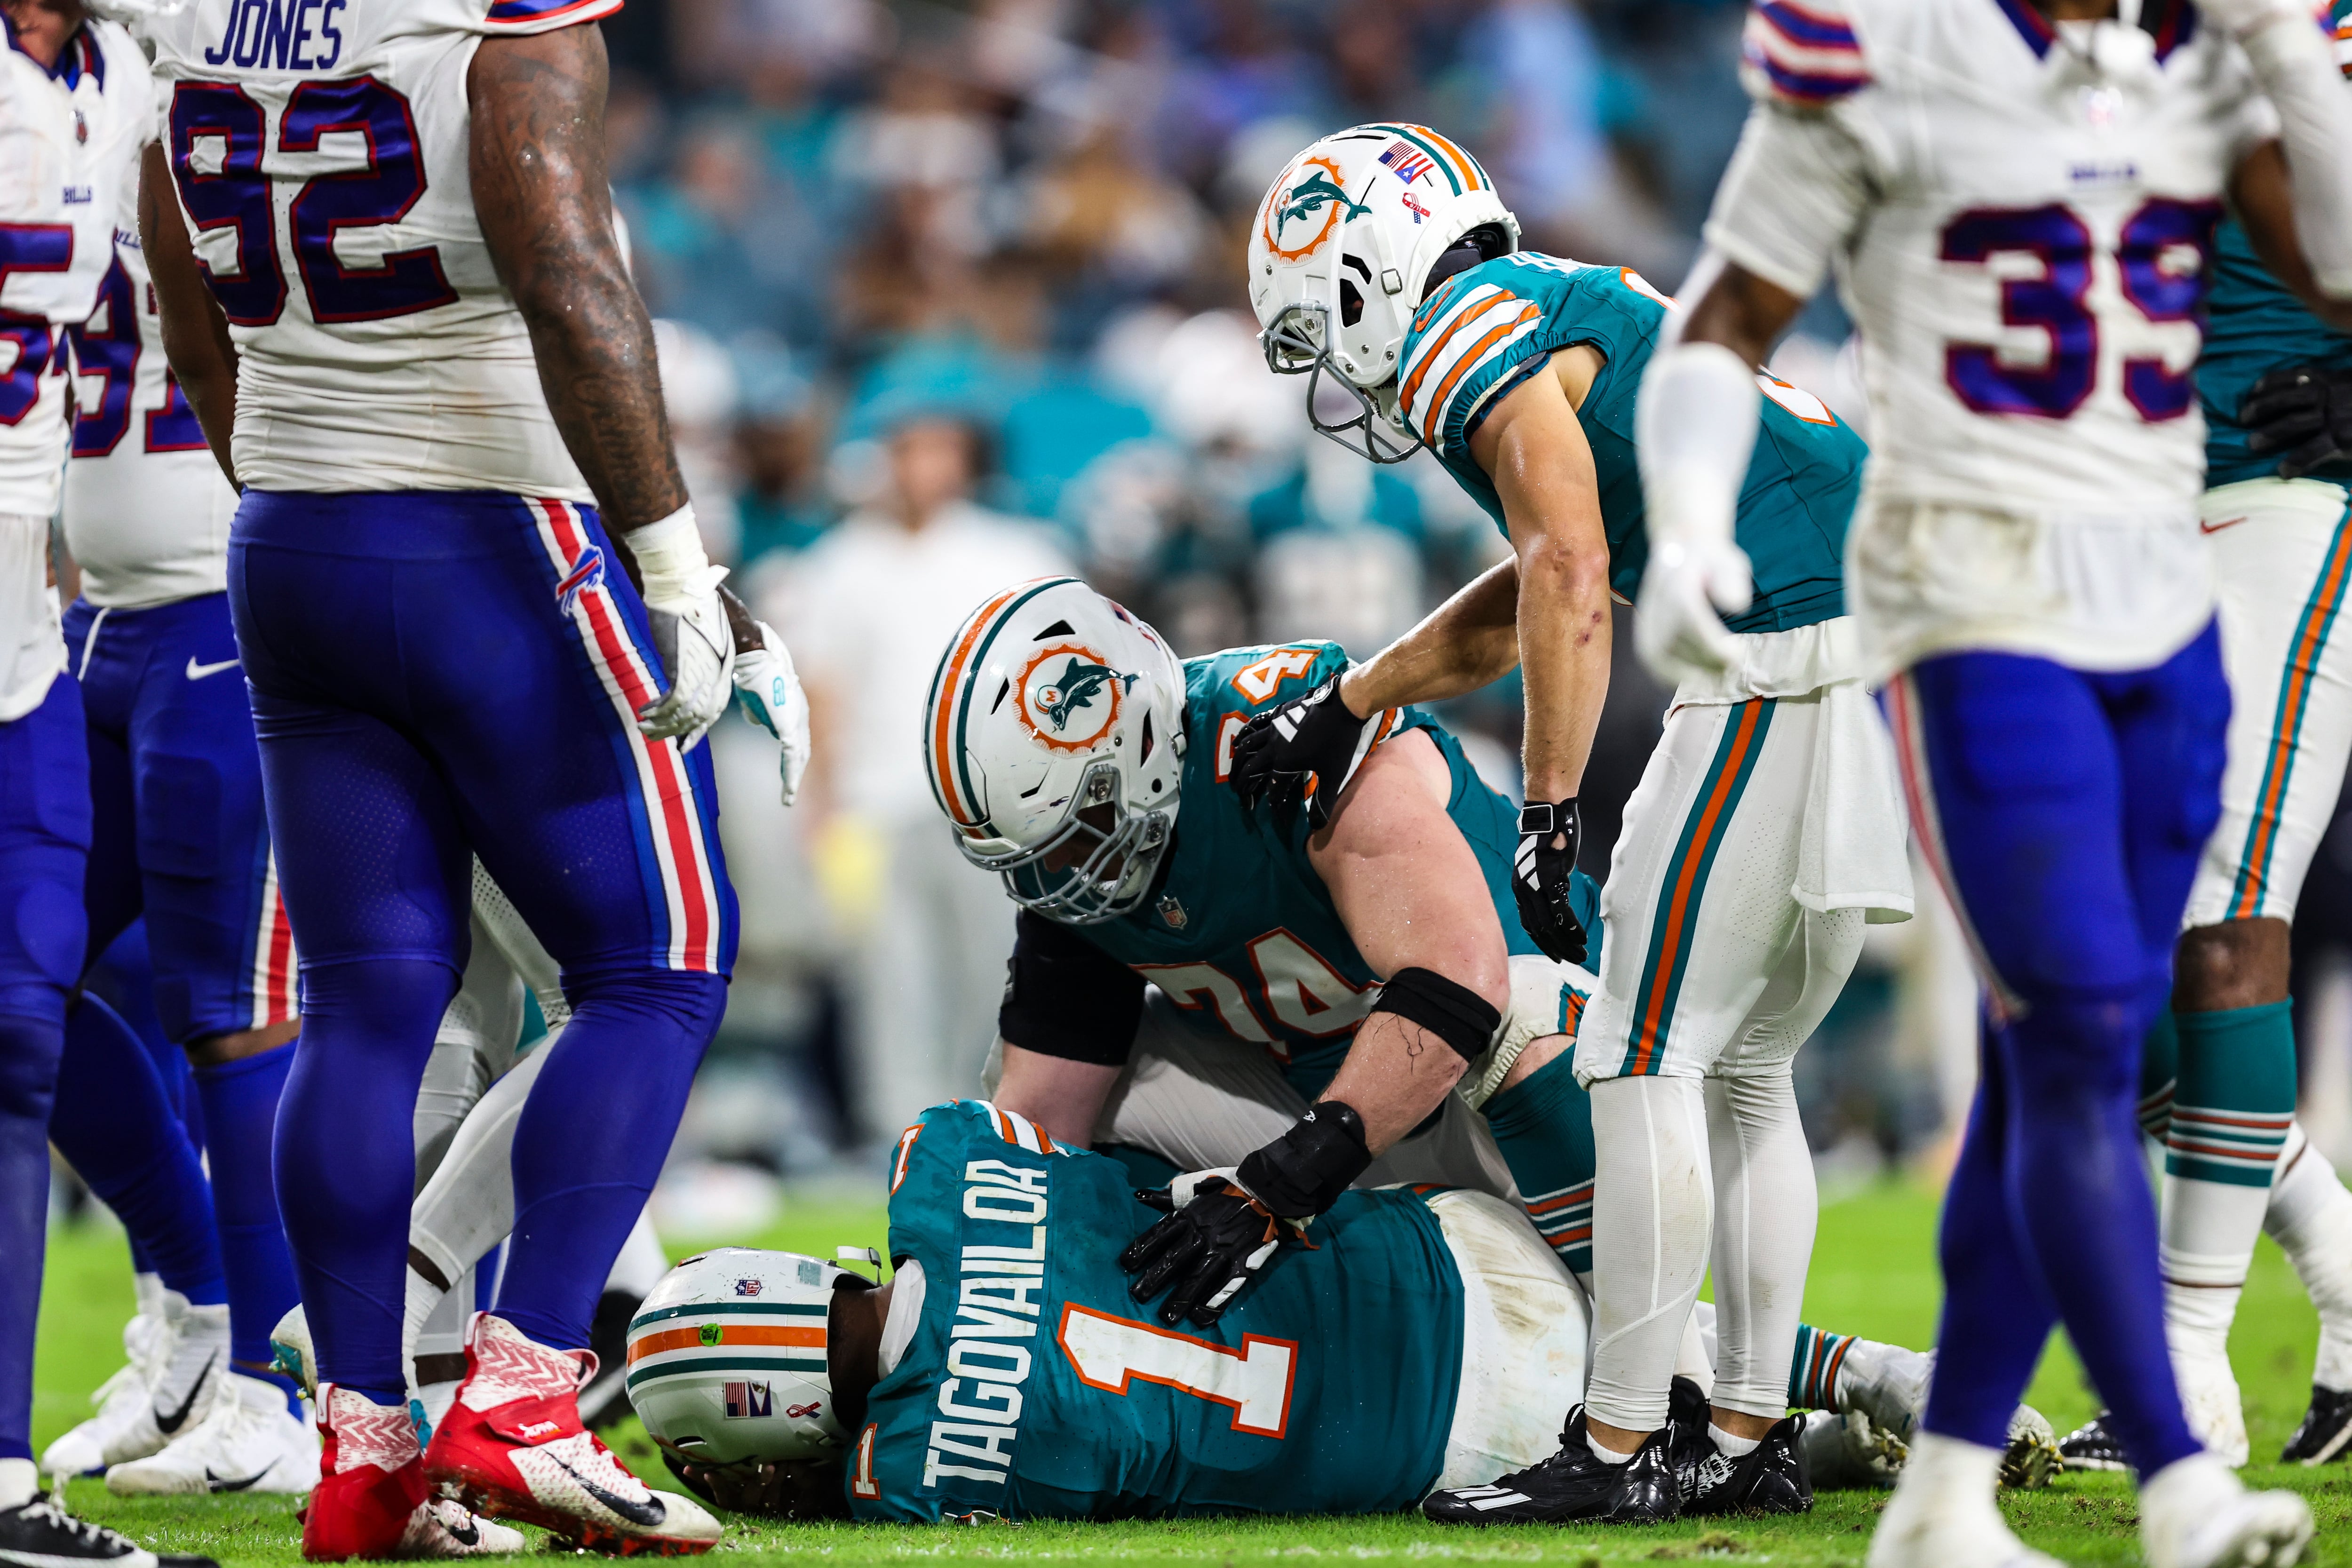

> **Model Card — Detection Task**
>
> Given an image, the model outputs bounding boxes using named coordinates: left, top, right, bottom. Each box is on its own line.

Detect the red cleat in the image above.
left=303, top=1386, right=430, bottom=1561
left=423, top=1313, right=720, bottom=1556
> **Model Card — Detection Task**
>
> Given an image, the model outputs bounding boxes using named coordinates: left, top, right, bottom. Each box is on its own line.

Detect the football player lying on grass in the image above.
left=618, top=1100, right=2052, bottom=1522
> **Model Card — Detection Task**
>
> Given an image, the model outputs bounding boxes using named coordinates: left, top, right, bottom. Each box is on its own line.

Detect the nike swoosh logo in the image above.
left=156, top=1353, right=215, bottom=1434
left=552, top=1459, right=666, bottom=1528
left=207, top=1467, right=269, bottom=1492
left=2201, top=516, right=2250, bottom=534
left=445, top=1516, right=480, bottom=1547
left=185, top=656, right=240, bottom=679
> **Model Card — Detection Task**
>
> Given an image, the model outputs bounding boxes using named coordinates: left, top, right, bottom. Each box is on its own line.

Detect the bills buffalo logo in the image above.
left=1262, top=154, right=1369, bottom=263
left=722, top=1381, right=772, bottom=1420
left=556, top=544, right=606, bottom=615
left=1016, top=643, right=1136, bottom=754
left=733, top=1277, right=764, bottom=1297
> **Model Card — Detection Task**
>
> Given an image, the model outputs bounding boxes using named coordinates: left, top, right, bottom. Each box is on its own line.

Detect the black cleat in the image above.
left=1423, top=1408, right=1680, bottom=1525
left=578, top=1288, right=644, bottom=1432
left=0, top=1490, right=220, bottom=1568
left=2281, top=1385, right=2352, bottom=1465
left=2057, top=1411, right=2129, bottom=1472
left=1664, top=1376, right=1715, bottom=1502
left=1682, top=1413, right=1813, bottom=1517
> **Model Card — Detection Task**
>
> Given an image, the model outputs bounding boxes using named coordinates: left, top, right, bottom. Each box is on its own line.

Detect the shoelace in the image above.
left=13, top=1492, right=133, bottom=1551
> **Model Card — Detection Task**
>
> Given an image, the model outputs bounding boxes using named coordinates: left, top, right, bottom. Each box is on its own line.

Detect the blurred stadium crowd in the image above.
left=328, top=0, right=2351, bottom=1232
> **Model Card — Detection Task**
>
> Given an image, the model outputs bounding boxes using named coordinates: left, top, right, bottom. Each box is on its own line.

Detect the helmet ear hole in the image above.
left=1340, top=279, right=1365, bottom=329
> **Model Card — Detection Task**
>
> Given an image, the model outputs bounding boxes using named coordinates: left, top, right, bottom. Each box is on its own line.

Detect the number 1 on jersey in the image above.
left=1057, top=1304, right=1297, bottom=1438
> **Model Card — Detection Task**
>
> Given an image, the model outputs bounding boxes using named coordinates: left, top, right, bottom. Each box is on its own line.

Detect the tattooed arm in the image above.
left=467, top=23, right=687, bottom=532
left=140, top=143, right=242, bottom=489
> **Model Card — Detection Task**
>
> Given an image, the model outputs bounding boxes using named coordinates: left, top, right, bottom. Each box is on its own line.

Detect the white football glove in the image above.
left=626, top=507, right=736, bottom=748
left=1635, top=537, right=1754, bottom=684
left=732, top=619, right=812, bottom=806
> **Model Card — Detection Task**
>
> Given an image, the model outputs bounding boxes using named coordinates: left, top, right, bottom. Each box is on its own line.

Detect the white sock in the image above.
left=131, top=1270, right=163, bottom=1321
left=1710, top=1422, right=1762, bottom=1458
left=0, top=1458, right=33, bottom=1510
left=2160, top=1169, right=2270, bottom=1370
left=1585, top=1075, right=1712, bottom=1433
left=1587, top=1431, right=1634, bottom=1464
left=2266, top=1125, right=2352, bottom=1388
left=1903, top=1430, right=2003, bottom=1501
left=1704, top=1068, right=1816, bottom=1422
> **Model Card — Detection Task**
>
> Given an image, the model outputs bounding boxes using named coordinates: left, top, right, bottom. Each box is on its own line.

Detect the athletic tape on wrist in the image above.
left=622, top=504, right=709, bottom=599
left=1373, top=965, right=1503, bottom=1064
left=1237, top=1101, right=1370, bottom=1220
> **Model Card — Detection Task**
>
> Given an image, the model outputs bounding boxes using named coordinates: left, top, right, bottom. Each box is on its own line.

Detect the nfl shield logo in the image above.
left=733, top=1277, right=763, bottom=1297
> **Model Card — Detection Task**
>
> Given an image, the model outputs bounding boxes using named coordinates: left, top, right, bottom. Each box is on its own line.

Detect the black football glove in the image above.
left=1228, top=670, right=1394, bottom=835
left=2242, top=364, right=2352, bottom=479
left=1515, top=797, right=1589, bottom=965
left=1120, top=1104, right=1369, bottom=1327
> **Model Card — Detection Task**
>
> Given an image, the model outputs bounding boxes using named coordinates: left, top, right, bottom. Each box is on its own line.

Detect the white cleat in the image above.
left=105, top=1371, right=319, bottom=1496
left=400, top=1497, right=529, bottom=1557
left=2177, top=1356, right=2253, bottom=1469
left=268, top=1303, right=316, bottom=1401
left=2001, top=1407, right=2061, bottom=1490
left=1867, top=1433, right=2064, bottom=1568
left=1849, top=1345, right=1935, bottom=1441
left=43, top=1292, right=225, bottom=1479
left=2142, top=1452, right=2312, bottom=1568
left=1801, top=1409, right=1906, bottom=1489
left=40, top=1310, right=165, bottom=1478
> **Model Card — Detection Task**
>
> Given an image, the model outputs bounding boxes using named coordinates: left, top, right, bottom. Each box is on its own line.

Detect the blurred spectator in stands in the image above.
left=769, top=414, right=1070, bottom=1141
left=654, top=318, right=747, bottom=562
left=730, top=337, right=834, bottom=572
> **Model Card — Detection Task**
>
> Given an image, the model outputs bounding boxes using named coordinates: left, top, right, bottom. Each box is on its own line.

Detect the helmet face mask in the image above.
left=1260, top=300, right=1425, bottom=466
left=925, top=580, right=1189, bottom=928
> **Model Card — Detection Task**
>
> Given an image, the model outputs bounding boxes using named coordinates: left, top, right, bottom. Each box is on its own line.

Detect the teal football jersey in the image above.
left=2201, top=10, right=2352, bottom=491
left=1395, top=252, right=1863, bottom=634
left=1068, top=641, right=1589, bottom=1100
left=849, top=1099, right=1467, bottom=1522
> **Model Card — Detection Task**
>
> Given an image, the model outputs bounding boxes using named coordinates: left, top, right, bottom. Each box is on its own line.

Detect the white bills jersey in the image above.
left=139, top=0, right=620, bottom=500
left=0, top=17, right=152, bottom=519
left=64, top=182, right=238, bottom=609
left=1, top=17, right=151, bottom=721
left=1708, top=0, right=2280, bottom=673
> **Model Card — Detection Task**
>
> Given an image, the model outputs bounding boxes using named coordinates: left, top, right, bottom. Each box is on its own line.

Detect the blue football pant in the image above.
left=1884, top=626, right=2227, bottom=1478
left=230, top=490, right=735, bottom=1403
left=0, top=674, right=91, bottom=1460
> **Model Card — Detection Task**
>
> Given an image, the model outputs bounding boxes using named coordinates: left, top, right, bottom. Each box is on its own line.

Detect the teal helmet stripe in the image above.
left=1364, top=123, right=1463, bottom=196
left=625, top=1353, right=828, bottom=1391
left=949, top=576, right=1082, bottom=829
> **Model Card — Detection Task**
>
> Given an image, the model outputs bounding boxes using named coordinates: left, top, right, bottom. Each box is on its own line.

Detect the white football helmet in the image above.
left=1248, top=124, right=1519, bottom=463
left=922, top=578, right=1187, bottom=925
left=627, top=1249, right=859, bottom=1467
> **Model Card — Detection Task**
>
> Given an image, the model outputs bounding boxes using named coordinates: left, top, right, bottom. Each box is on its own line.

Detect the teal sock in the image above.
left=2167, top=1001, right=2297, bottom=1188
left=1483, top=1049, right=1595, bottom=1275
left=2139, top=1009, right=2179, bottom=1141
left=1787, top=1322, right=1856, bottom=1409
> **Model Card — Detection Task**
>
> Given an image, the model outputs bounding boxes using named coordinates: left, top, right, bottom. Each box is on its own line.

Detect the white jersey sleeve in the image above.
left=138, top=0, right=619, bottom=499
left=63, top=179, right=239, bottom=609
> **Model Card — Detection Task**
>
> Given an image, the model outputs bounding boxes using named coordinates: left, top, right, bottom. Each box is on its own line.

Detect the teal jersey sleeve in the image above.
left=2201, top=180, right=2352, bottom=484
left=1395, top=252, right=1861, bottom=634
left=1068, top=643, right=1590, bottom=1100
left=851, top=1100, right=1467, bottom=1521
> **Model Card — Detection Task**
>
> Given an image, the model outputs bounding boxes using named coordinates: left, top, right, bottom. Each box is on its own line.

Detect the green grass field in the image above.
left=32, top=1182, right=2352, bottom=1566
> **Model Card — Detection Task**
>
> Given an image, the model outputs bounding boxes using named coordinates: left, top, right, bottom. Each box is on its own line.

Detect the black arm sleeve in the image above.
left=996, top=908, right=1148, bottom=1067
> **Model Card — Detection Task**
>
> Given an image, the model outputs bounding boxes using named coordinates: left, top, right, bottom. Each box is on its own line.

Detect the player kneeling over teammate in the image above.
left=622, top=1102, right=2035, bottom=1520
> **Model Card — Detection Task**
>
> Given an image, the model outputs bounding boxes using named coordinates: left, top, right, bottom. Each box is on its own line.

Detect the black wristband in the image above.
left=1372, top=965, right=1502, bottom=1064
left=1236, top=1101, right=1371, bottom=1220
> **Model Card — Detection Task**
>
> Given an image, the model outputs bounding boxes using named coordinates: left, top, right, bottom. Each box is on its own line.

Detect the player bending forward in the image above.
left=622, top=1100, right=1986, bottom=1521
left=1236, top=124, right=1910, bottom=1525
left=1645, top=0, right=2352, bottom=1562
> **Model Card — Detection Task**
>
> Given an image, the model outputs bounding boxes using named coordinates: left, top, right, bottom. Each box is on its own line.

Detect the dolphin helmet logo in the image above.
left=1262, top=154, right=1367, bottom=263
left=1015, top=643, right=1136, bottom=754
